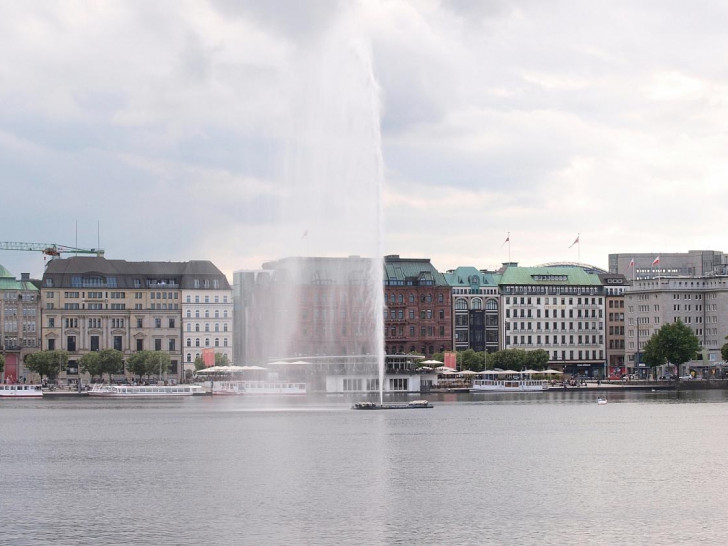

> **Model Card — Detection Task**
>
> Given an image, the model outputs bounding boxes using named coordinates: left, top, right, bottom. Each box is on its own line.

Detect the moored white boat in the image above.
left=88, top=384, right=203, bottom=397
left=471, top=370, right=549, bottom=392
left=212, top=380, right=307, bottom=395
left=0, top=384, right=43, bottom=398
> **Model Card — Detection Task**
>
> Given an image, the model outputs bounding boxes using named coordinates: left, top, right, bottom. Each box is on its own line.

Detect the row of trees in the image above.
left=433, top=321, right=707, bottom=378
left=432, top=348, right=551, bottom=372
left=22, top=349, right=174, bottom=383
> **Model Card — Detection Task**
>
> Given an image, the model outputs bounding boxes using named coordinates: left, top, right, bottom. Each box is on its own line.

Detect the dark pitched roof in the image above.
left=42, top=257, right=230, bottom=289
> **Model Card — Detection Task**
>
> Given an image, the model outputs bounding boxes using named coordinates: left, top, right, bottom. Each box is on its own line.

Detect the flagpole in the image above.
left=577, top=233, right=581, bottom=264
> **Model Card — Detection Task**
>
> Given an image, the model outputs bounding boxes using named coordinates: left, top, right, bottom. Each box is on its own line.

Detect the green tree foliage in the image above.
left=98, top=349, right=124, bottom=383
left=643, top=321, right=700, bottom=379
left=487, top=349, right=550, bottom=371
left=721, top=336, right=728, bottom=364
left=24, top=350, right=68, bottom=381
left=126, top=350, right=170, bottom=381
left=215, top=353, right=230, bottom=366
left=194, top=356, right=206, bottom=371
left=459, top=349, right=485, bottom=371
left=79, top=352, right=102, bottom=380
left=0, top=352, right=4, bottom=372
left=146, top=351, right=171, bottom=379
left=127, top=351, right=153, bottom=380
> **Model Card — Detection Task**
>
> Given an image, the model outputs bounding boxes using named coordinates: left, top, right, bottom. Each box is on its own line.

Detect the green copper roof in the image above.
left=0, top=264, right=12, bottom=278
left=383, top=256, right=448, bottom=286
left=0, top=264, right=39, bottom=291
left=444, top=266, right=499, bottom=287
left=499, top=266, right=602, bottom=286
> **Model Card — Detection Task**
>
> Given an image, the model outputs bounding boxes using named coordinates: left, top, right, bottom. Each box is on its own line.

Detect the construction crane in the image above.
left=0, top=242, right=105, bottom=258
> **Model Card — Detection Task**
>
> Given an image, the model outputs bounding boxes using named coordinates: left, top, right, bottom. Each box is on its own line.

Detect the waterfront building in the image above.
left=624, top=274, right=728, bottom=376
left=0, top=265, right=41, bottom=382
left=234, top=256, right=381, bottom=366
left=383, top=255, right=452, bottom=358
left=499, top=264, right=606, bottom=377
left=609, top=250, right=728, bottom=280
left=180, top=263, right=233, bottom=371
left=41, top=257, right=230, bottom=383
left=443, top=267, right=501, bottom=353
left=599, top=273, right=628, bottom=378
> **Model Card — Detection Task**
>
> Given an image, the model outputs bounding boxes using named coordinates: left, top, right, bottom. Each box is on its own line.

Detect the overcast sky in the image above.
left=2, top=0, right=728, bottom=280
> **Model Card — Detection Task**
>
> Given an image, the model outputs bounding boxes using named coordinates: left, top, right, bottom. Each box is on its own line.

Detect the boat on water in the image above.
left=352, top=400, right=433, bottom=410
left=212, top=380, right=307, bottom=395
left=597, top=397, right=608, bottom=405
left=88, top=384, right=203, bottom=397
left=471, top=375, right=549, bottom=392
left=0, top=384, right=43, bottom=398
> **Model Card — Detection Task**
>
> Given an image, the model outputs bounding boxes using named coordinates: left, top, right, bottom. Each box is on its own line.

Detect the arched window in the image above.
left=195, top=310, right=200, bottom=318
left=485, top=299, right=498, bottom=311
left=471, top=298, right=482, bottom=310
left=186, top=353, right=191, bottom=362
left=205, top=338, right=210, bottom=347
left=195, top=338, right=200, bottom=347
left=223, top=338, right=228, bottom=347
left=186, top=338, right=191, bottom=347
left=214, top=338, right=220, bottom=347
left=455, top=298, right=468, bottom=311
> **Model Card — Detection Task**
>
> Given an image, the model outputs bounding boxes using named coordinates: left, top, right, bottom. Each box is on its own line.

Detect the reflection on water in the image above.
left=2, top=392, right=728, bottom=545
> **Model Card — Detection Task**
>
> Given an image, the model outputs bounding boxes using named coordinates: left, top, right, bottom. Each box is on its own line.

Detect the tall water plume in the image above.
left=245, top=5, right=385, bottom=400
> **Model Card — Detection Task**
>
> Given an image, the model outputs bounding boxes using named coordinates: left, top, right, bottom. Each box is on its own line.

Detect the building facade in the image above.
left=1, top=266, right=41, bottom=382
left=383, top=255, right=452, bottom=358
left=609, top=250, right=728, bottom=280
left=443, top=267, right=500, bottom=353
left=41, top=257, right=230, bottom=383
left=500, top=265, right=606, bottom=377
left=624, top=275, right=728, bottom=375
left=235, top=256, right=382, bottom=365
left=599, top=273, right=628, bottom=378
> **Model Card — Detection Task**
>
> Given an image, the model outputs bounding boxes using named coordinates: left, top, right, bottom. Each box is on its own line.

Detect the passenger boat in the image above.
left=88, top=384, right=203, bottom=397
left=212, top=381, right=307, bottom=395
left=352, top=400, right=433, bottom=410
left=0, top=384, right=43, bottom=398
left=470, top=371, right=549, bottom=392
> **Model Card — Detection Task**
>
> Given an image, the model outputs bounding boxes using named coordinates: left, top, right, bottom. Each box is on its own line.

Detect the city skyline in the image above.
left=3, top=2, right=728, bottom=280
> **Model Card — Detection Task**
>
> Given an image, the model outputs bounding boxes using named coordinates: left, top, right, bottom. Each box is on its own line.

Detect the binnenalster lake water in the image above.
left=3, top=390, right=728, bottom=545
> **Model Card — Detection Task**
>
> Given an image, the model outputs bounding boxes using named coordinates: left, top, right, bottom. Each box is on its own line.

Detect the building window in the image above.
left=67, top=336, right=76, bottom=352
left=169, top=339, right=175, bottom=351
left=136, top=339, right=143, bottom=351
left=48, top=338, right=55, bottom=350
left=90, top=335, right=100, bottom=351
left=168, top=318, right=175, bottom=328
left=114, top=336, right=122, bottom=351
left=155, top=318, right=162, bottom=328
left=154, top=339, right=162, bottom=351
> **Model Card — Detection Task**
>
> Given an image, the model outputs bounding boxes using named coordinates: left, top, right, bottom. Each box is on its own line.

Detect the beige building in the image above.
left=41, top=257, right=230, bottom=383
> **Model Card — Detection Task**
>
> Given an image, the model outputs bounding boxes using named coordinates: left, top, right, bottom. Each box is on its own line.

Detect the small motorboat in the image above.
left=596, top=397, right=608, bottom=405
left=352, top=400, right=433, bottom=410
